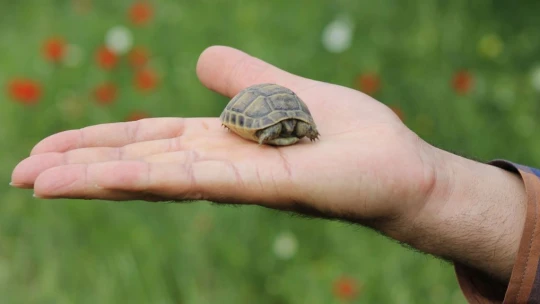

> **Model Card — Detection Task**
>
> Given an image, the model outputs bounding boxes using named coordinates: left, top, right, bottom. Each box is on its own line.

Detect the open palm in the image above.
left=11, top=46, right=440, bottom=226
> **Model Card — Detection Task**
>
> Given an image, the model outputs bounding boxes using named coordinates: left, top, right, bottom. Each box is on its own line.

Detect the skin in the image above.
left=10, top=46, right=527, bottom=287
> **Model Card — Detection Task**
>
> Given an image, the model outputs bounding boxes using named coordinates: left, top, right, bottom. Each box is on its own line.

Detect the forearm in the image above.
left=396, top=148, right=527, bottom=284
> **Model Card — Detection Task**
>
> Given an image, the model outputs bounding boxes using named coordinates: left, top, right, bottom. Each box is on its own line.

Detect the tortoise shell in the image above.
left=220, top=83, right=318, bottom=144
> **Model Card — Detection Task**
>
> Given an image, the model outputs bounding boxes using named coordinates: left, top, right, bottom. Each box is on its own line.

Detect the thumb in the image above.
left=196, top=45, right=314, bottom=98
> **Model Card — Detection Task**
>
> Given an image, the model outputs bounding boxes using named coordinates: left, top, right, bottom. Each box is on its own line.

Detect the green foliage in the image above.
left=2, top=0, right=539, bottom=303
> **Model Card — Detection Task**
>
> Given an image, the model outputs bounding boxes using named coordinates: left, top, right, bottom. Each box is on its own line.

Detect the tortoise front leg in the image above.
left=294, top=121, right=320, bottom=141
left=257, top=124, right=282, bottom=145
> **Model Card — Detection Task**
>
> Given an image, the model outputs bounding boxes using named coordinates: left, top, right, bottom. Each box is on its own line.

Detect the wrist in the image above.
left=398, top=147, right=527, bottom=283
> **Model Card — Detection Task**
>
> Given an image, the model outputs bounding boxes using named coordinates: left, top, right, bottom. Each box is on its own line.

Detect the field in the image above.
left=2, top=1, right=540, bottom=303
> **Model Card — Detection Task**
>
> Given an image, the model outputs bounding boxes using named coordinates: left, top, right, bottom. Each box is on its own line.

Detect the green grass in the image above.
left=1, top=0, right=540, bottom=303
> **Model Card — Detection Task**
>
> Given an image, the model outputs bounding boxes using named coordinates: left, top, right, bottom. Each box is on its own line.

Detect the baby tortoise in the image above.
left=220, top=83, right=320, bottom=146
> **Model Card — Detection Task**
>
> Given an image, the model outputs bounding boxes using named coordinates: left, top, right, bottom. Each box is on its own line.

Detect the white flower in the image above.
left=530, top=65, right=540, bottom=92
left=273, top=231, right=298, bottom=260
left=63, top=44, right=84, bottom=67
left=321, top=16, right=354, bottom=53
left=105, top=25, right=133, bottom=55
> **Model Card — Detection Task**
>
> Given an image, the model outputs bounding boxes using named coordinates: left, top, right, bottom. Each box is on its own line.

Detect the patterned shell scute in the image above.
left=228, top=91, right=269, bottom=113
left=244, top=96, right=272, bottom=118
left=222, top=83, right=314, bottom=130
left=268, top=93, right=301, bottom=111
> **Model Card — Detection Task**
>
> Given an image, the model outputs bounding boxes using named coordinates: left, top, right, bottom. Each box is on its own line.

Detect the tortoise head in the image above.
left=256, top=119, right=319, bottom=146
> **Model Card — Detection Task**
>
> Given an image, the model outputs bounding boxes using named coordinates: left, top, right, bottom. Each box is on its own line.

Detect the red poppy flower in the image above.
left=93, top=82, right=117, bottom=105
left=129, top=2, right=153, bottom=25
left=7, top=78, right=42, bottom=105
left=134, top=68, right=158, bottom=91
left=389, top=105, right=405, bottom=122
left=43, top=37, right=66, bottom=62
left=95, top=46, right=118, bottom=70
left=333, top=276, right=360, bottom=301
left=356, top=72, right=381, bottom=95
left=125, top=110, right=150, bottom=121
left=129, top=46, right=149, bottom=69
left=452, top=70, right=474, bottom=95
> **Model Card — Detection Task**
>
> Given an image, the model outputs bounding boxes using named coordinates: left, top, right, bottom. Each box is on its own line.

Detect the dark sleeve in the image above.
left=455, top=160, right=540, bottom=304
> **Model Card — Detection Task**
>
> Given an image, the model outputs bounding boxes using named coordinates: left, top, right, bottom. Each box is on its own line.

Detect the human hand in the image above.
left=10, top=46, right=437, bottom=224
left=10, top=46, right=527, bottom=283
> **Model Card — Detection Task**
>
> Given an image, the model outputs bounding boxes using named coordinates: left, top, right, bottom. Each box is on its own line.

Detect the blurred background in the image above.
left=2, top=0, right=540, bottom=303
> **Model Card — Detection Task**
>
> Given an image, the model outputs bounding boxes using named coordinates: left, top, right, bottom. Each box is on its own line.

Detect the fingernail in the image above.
left=33, top=193, right=42, bottom=198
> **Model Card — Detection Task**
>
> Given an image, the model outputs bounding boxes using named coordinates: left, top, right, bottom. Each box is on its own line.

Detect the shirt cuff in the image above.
left=455, top=159, right=540, bottom=304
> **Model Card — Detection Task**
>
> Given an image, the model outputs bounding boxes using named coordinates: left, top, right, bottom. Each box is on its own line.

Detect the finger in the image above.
left=30, top=117, right=220, bottom=156
left=33, top=160, right=289, bottom=207
left=11, top=132, right=244, bottom=187
left=196, top=45, right=317, bottom=98
left=109, top=130, right=238, bottom=159
left=11, top=153, right=66, bottom=188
